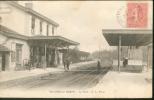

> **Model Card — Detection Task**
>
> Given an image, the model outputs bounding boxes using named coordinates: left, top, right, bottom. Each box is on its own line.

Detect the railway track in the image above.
left=65, top=67, right=111, bottom=89
left=0, top=62, right=111, bottom=90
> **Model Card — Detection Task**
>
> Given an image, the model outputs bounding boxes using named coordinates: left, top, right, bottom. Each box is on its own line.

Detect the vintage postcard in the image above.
left=0, top=0, right=153, bottom=98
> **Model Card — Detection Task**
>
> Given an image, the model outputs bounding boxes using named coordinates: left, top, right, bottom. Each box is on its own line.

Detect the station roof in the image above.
left=28, top=35, right=80, bottom=47
left=0, top=25, right=79, bottom=47
left=102, top=29, right=152, bottom=46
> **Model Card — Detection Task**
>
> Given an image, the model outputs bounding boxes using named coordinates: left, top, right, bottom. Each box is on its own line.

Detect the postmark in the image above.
left=127, top=3, right=148, bottom=28
left=116, top=6, right=127, bottom=28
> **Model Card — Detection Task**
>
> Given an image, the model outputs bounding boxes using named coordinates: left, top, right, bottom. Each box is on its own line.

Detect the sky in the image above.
left=20, top=1, right=152, bottom=53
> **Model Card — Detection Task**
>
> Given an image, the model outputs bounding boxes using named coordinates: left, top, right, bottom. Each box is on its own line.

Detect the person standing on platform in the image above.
left=66, top=57, right=71, bottom=71
left=97, top=60, right=101, bottom=73
left=63, top=58, right=67, bottom=71
left=63, top=54, right=70, bottom=71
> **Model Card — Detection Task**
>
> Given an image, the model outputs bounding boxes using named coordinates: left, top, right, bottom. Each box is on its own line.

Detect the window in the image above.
left=47, top=24, right=49, bottom=36
left=52, top=26, right=54, bottom=36
left=40, top=21, right=42, bottom=34
left=16, top=44, right=22, bottom=64
left=31, top=16, right=35, bottom=35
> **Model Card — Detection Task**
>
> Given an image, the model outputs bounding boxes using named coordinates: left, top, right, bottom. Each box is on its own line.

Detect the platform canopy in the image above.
left=102, top=29, right=152, bottom=46
left=28, top=35, right=79, bottom=47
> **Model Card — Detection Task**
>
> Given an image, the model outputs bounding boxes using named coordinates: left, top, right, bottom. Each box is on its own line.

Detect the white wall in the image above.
left=33, top=17, right=39, bottom=35
left=0, top=34, right=30, bottom=70
left=0, top=2, right=56, bottom=37
left=24, top=12, right=31, bottom=36
left=0, top=2, right=29, bottom=36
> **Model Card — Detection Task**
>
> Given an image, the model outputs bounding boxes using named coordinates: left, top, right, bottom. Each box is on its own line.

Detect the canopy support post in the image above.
left=147, top=46, right=150, bottom=71
left=118, top=35, right=121, bottom=73
left=44, top=43, right=47, bottom=69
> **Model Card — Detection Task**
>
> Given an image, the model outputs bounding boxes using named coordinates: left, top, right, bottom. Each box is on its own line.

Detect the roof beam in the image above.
left=102, top=29, right=152, bottom=46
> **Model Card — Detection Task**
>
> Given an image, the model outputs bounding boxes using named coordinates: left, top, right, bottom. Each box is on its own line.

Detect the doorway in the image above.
left=2, top=54, right=6, bottom=71
left=47, top=48, right=56, bottom=67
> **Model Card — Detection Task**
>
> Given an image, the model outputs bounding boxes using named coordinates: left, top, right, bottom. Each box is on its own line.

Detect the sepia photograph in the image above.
left=0, top=0, right=153, bottom=98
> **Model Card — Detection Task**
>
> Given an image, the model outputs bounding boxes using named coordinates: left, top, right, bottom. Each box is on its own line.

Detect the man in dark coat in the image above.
left=97, top=60, right=101, bottom=73
left=63, top=56, right=70, bottom=71
left=66, top=58, right=70, bottom=70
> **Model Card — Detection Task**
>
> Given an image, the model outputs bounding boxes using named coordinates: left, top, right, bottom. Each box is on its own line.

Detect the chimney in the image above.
left=25, top=2, right=33, bottom=9
left=14, top=1, right=18, bottom=3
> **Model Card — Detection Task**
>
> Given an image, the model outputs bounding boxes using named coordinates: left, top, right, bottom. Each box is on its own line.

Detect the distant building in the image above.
left=78, top=51, right=90, bottom=61
left=0, top=1, right=79, bottom=71
left=66, top=49, right=90, bottom=63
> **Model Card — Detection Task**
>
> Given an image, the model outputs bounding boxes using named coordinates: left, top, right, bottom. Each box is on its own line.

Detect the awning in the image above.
left=28, top=35, right=79, bottom=47
left=102, top=29, right=152, bottom=46
left=0, top=45, right=10, bottom=52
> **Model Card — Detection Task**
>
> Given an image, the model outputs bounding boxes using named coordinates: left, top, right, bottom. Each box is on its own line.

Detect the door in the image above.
left=16, top=44, right=22, bottom=67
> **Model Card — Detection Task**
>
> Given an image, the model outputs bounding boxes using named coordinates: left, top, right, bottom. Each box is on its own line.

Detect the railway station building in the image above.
left=0, top=1, right=79, bottom=71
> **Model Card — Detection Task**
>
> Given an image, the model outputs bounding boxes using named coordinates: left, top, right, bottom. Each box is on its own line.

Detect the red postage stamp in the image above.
left=127, top=3, right=148, bottom=28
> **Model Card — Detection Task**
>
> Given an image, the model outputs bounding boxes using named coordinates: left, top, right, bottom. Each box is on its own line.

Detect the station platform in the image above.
left=92, top=68, right=152, bottom=98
